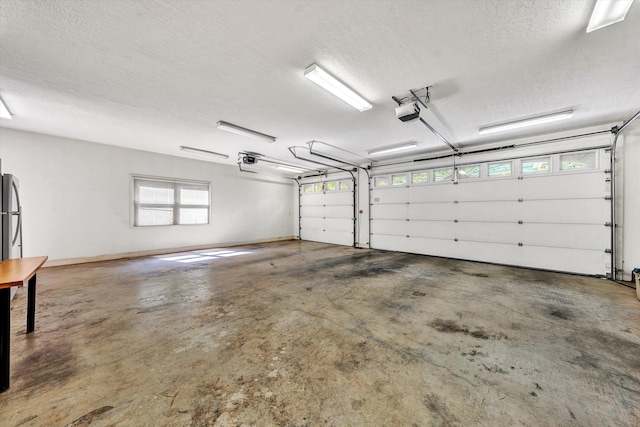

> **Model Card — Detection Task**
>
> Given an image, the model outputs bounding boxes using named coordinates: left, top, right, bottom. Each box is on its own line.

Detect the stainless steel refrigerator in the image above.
left=0, top=161, right=23, bottom=299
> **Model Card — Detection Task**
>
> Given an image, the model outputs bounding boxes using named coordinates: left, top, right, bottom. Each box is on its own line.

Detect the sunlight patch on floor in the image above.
left=156, top=249, right=252, bottom=263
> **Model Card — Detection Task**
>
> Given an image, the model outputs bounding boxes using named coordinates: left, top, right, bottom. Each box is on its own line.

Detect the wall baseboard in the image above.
left=44, top=236, right=296, bottom=267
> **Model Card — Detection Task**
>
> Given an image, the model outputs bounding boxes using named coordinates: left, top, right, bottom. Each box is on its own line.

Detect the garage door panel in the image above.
left=409, top=221, right=455, bottom=239
left=371, top=235, right=458, bottom=258
left=325, top=218, right=354, bottom=233
left=300, top=205, right=324, bottom=217
left=520, top=199, right=608, bottom=224
left=371, top=219, right=409, bottom=236
left=457, top=179, right=519, bottom=200
left=301, top=217, right=324, bottom=230
left=369, top=234, right=406, bottom=253
left=301, top=229, right=325, bottom=243
left=408, top=203, right=455, bottom=221
left=371, top=188, right=408, bottom=204
left=455, top=201, right=519, bottom=222
left=300, top=195, right=325, bottom=207
left=455, top=241, right=523, bottom=265
left=304, top=229, right=353, bottom=247
left=409, top=184, right=454, bottom=202
left=456, top=222, right=520, bottom=244
left=522, top=223, right=606, bottom=249
left=519, top=246, right=606, bottom=275
left=325, top=205, right=352, bottom=218
left=326, top=192, right=354, bottom=205
left=520, top=172, right=606, bottom=199
left=405, top=237, right=458, bottom=258
left=371, top=203, right=407, bottom=219
left=323, top=230, right=354, bottom=247
left=459, top=243, right=604, bottom=275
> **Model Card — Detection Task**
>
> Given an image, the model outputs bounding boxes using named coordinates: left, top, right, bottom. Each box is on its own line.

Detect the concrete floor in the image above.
left=0, top=240, right=639, bottom=426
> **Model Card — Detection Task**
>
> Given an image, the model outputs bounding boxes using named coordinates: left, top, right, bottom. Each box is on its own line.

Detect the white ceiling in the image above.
left=1, top=0, right=639, bottom=172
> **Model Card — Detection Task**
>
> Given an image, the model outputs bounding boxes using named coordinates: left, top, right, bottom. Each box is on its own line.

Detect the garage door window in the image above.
left=458, top=165, right=480, bottom=179
left=412, top=171, right=429, bottom=184
left=302, top=184, right=313, bottom=193
left=561, top=152, right=596, bottom=171
left=392, top=174, right=407, bottom=185
left=315, top=183, right=324, bottom=192
left=434, top=168, right=453, bottom=182
left=488, top=162, right=512, bottom=177
left=339, top=181, right=353, bottom=191
left=133, top=176, right=210, bottom=226
left=326, top=182, right=338, bottom=191
left=375, top=176, right=390, bottom=187
left=522, top=157, right=550, bottom=174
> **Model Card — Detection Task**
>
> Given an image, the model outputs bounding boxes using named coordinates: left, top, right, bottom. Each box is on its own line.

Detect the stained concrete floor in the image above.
left=0, top=240, right=639, bottom=426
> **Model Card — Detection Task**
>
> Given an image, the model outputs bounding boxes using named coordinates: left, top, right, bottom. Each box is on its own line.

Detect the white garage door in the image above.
left=299, top=178, right=355, bottom=247
left=370, top=148, right=611, bottom=276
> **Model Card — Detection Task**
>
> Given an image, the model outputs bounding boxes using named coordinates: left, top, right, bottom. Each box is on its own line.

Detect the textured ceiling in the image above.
left=0, top=0, right=639, bottom=171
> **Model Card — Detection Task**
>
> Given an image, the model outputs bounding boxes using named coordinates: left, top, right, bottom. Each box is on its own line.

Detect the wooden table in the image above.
left=0, top=256, right=48, bottom=393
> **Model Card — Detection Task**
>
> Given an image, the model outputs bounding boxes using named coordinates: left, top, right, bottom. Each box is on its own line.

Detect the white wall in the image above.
left=0, top=128, right=295, bottom=262
left=620, top=118, right=640, bottom=281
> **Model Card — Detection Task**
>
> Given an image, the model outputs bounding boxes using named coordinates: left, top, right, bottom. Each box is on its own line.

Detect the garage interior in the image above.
left=0, top=1, right=639, bottom=426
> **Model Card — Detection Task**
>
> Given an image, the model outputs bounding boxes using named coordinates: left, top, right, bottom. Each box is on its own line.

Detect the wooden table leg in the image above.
left=0, top=287, right=10, bottom=392
left=27, top=274, right=37, bottom=334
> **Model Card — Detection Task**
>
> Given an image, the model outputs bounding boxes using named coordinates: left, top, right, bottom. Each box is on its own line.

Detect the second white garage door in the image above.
left=299, top=178, right=355, bottom=247
left=370, top=148, right=611, bottom=276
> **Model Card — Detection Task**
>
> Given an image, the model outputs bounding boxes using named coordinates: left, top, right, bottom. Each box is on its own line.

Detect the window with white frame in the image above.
left=434, top=168, right=453, bottom=182
left=412, top=171, right=428, bottom=184
left=457, top=165, right=480, bottom=179
left=133, top=176, right=210, bottom=226
left=374, top=176, right=390, bottom=187
left=488, top=161, right=512, bottom=177
left=560, top=152, right=596, bottom=171
left=303, top=180, right=352, bottom=192
left=392, top=174, right=407, bottom=185
left=339, top=181, right=353, bottom=191
left=521, top=157, right=550, bottom=174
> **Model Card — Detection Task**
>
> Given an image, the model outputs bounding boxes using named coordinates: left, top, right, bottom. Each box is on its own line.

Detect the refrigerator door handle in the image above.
left=11, top=179, right=21, bottom=246
left=12, top=209, right=21, bottom=247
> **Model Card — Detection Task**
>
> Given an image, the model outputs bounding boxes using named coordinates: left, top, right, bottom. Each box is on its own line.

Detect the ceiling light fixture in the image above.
left=0, top=97, right=12, bottom=120
left=304, top=64, right=372, bottom=112
left=216, top=121, right=276, bottom=142
left=587, top=0, right=634, bottom=32
left=179, top=146, right=229, bottom=159
left=368, top=142, right=418, bottom=156
left=478, top=110, right=573, bottom=135
left=276, top=165, right=304, bottom=173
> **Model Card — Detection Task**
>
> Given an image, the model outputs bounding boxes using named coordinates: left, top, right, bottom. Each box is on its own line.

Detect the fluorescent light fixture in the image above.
left=216, top=121, right=276, bottom=142
left=179, top=146, right=229, bottom=159
left=304, top=64, right=372, bottom=112
left=0, top=97, right=12, bottom=120
left=478, top=110, right=573, bottom=135
left=276, top=165, right=304, bottom=173
left=368, top=142, right=418, bottom=156
left=587, top=0, right=634, bottom=32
